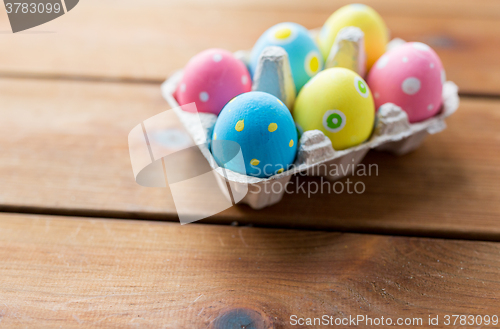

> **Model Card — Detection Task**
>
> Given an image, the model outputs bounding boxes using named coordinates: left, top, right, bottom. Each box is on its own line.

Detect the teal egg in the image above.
left=211, top=92, right=298, bottom=178
left=250, top=22, right=323, bottom=93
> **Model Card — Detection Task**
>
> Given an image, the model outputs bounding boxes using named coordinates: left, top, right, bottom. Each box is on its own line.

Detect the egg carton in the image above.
left=161, top=39, right=459, bottom=210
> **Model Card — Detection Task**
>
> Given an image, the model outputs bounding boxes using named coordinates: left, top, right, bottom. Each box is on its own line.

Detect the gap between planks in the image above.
left=1, top=206, right=500, bottom=243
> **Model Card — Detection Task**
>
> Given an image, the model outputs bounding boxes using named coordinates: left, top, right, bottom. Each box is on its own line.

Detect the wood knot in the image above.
left=211, top=308, right=274, bottom=329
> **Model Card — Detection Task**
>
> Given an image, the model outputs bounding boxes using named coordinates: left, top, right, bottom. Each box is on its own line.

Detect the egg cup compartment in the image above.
left=161, top=36, right=459, bottom=210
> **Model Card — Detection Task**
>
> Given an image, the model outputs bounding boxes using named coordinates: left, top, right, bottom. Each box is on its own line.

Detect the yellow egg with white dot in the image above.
left=318, top=4, right=388, bottom=70
left=293, top=68, right=375, bottom=150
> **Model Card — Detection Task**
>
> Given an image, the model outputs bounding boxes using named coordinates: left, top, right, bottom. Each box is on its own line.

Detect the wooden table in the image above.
left=0, top=1, right=499, bottom=328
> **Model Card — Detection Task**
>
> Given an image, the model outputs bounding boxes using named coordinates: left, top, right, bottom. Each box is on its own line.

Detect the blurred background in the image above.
left=0, top=0, right=498, bottom=93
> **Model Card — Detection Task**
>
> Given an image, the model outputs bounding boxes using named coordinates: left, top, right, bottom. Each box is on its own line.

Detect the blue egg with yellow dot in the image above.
left=211, top=91, right=298, bottom=178
left=250, top=22, right=323, bottom=93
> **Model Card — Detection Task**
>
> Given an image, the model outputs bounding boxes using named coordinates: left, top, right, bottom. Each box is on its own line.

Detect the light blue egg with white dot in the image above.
left=211, top=91, right=298, bottom=178
left=250, top=22, right=323, bottom=93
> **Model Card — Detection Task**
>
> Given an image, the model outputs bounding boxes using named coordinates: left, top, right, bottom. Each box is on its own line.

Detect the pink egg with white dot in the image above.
left=176, top=48, right=252, bottom=115
left=367, top=42, right=445, bottom=123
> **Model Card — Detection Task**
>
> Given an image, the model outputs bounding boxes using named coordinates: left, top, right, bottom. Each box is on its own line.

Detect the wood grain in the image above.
left=0, top=213, right=499, bottom=328
left=1, top=78, right=500, bottom=240
left=0, top=0, right=498, bottom=95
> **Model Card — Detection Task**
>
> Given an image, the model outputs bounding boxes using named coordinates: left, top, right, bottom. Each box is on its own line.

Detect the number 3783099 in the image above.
left=5, top=2, right=62, bottom=14
left=444, top=315, right=498, bottom=326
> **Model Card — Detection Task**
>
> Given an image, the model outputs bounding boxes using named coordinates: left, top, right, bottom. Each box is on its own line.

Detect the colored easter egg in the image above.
left=177, top=48, right=251, bottom=115
left=211, top=91, right=298, bottom=178
left=318, top=4, right=388, bottom=71
left=250, top=22, right=323, bottom=93
left=293, top=68, right=375, bottom=151
left=367, top=42, right=445, bottom=123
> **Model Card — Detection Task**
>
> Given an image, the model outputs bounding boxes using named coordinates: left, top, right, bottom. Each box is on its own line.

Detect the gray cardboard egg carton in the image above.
left=161, top=30, right=460, bottom=209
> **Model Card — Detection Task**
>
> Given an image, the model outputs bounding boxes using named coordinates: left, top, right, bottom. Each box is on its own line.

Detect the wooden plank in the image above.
left=159, top=0, right=500, bottom=19
left=1, top=78, right=499, bottom=240
left=0, top=213, right=499, bottom=328
left=0, top=0, right=499, bottom=95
